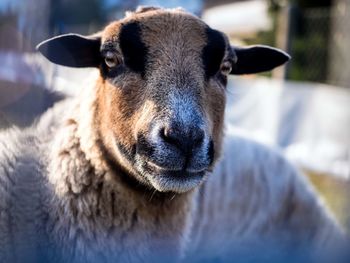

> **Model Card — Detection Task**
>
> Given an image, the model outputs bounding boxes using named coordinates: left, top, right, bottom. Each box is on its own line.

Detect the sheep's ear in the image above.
left=36, top=34, right=101, bottom=68
left=230, top=45, right=290, bottom=75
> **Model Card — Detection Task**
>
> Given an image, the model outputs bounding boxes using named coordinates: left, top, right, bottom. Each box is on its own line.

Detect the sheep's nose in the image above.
left=158, top=124, right=205, bottom=153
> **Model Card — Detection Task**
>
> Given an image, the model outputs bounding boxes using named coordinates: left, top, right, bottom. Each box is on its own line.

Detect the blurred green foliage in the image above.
left=246, top=0, right=332, bottom=82
left=289, top=7, right=330, bottom=82
left=282, top=0, right=331, bottom=83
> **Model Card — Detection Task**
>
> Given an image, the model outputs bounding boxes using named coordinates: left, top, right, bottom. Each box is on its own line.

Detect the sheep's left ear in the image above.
left=230, top=45, right=290, bottom=75
left=36, top=33, right=101, bottom=68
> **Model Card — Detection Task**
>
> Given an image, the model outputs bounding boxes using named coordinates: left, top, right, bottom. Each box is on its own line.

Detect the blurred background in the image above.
left=0, top=0, right=349, bottom=232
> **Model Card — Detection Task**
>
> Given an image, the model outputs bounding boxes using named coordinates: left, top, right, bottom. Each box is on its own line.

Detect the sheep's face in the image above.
left=97, top=9, right=228, bottom=193
left=38, top=7, right=289, bottom=193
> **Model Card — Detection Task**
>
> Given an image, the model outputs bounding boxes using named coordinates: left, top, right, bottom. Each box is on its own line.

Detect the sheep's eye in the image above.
left=220, top=61, right=232, bottom=76
left=104, top=51, right=122, bottom=68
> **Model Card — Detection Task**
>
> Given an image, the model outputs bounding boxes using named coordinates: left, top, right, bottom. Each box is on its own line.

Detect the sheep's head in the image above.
left=37, top=7, right=289, bottom=193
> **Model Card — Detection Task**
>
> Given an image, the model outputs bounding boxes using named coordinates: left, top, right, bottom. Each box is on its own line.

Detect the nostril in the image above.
left=162, top=127, right=170, bottom=139
left=159, top=127, right=167, bottom=140
left=158, top=125, right=205, bottom=152
left=160, top=127, right=178, bottom=145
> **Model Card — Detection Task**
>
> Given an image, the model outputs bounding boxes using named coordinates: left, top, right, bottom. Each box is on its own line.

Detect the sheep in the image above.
left=0, top=6, right=347, bottom=263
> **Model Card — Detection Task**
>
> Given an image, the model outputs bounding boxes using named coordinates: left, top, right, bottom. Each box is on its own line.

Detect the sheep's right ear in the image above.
left=230, top=45, right=290, bottom=75
left=36, top=34, right=101, bottom=68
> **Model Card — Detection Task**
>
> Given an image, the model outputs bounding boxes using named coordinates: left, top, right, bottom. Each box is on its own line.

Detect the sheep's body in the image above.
left=0, top=87, right=345, bottom=263
left=188, top=135, right=344, bottom=263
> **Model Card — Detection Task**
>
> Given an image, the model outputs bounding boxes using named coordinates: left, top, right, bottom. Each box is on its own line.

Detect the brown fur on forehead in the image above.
left=138, top=12, right=208, bottom=96
left=101, top=8, right=206, bottom=46
left=139, top=12, right=207, bottom=60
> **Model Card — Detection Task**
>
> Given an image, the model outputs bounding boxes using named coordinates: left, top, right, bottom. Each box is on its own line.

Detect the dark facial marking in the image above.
left=202, top=27, right=226, bottom=79
left=208, top=139, right=215, bottom=165
left=119, top=22, right=148, bottom=77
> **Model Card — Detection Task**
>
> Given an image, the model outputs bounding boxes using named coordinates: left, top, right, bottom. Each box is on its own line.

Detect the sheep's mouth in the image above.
left=133, top=145, right=212, bottom=192
left=101, top=135, right=208, bottom=192
left=135, top=159, right=207, bottom=193
left=145, top=160, right=207, bottom=173
left=119, top=135, right=213, bottom=192
left=146, top=169, right=206, bottom=193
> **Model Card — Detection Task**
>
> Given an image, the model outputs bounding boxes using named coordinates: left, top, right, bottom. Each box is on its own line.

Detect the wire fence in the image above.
left=287, top=3, right=350, bottom=88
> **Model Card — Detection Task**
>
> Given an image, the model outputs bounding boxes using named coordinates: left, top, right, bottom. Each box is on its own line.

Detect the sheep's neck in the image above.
left=47, top=91, right=194, bottom=260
